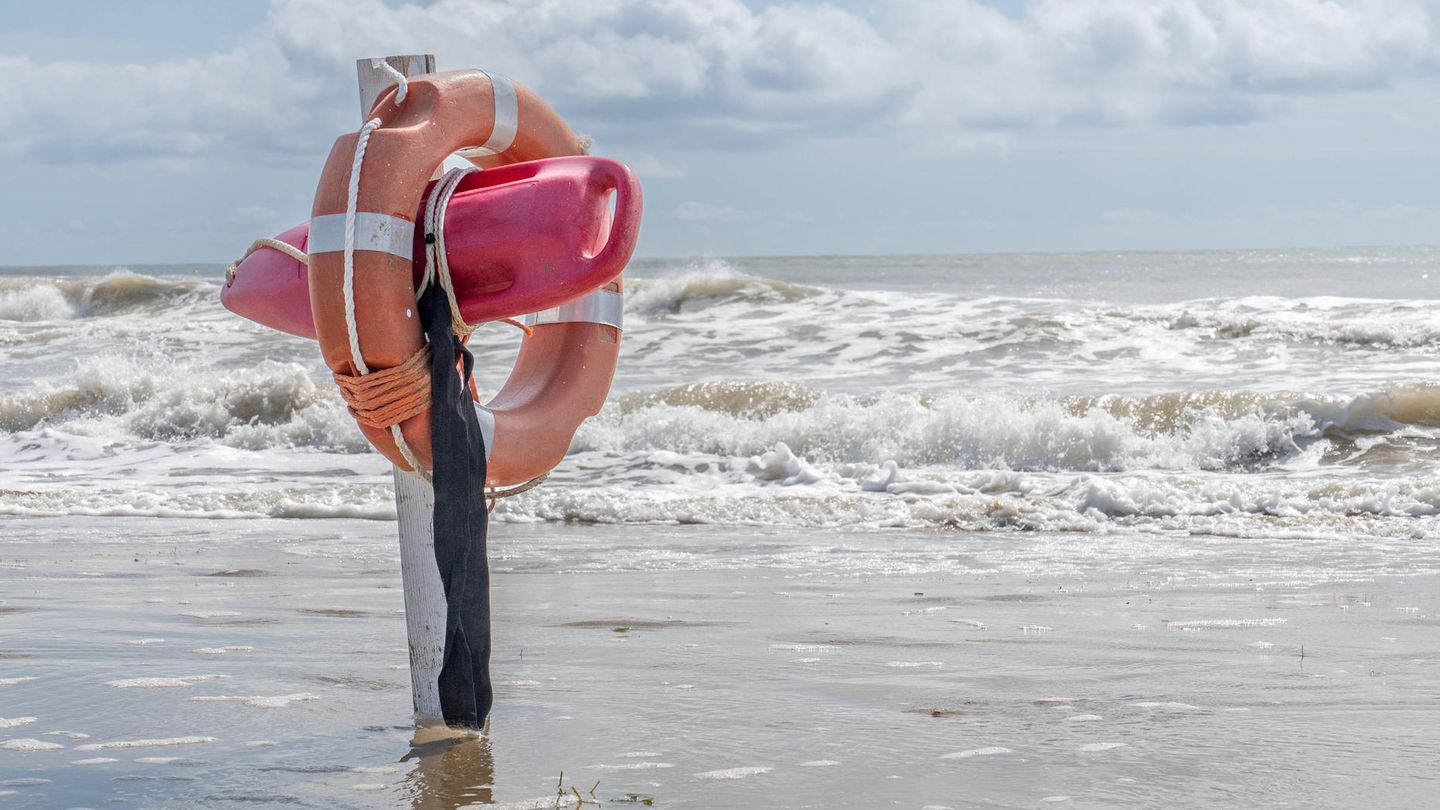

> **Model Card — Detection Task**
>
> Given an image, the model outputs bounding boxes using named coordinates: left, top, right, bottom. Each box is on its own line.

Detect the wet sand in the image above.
left=1, top=516, right=1438, bottom=808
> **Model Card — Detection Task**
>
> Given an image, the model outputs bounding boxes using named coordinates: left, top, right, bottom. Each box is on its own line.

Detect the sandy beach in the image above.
left=2, top=515, right=1436, bottom=808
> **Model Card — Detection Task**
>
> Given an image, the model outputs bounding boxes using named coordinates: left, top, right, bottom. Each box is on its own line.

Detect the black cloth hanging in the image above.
left=419, top=279, right=493, bottom=729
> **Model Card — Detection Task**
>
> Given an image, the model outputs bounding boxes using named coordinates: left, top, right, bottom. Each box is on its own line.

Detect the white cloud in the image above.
left=2, top=0, right=1437, bottom=166
left=897, top=0, right=1438, bottom=131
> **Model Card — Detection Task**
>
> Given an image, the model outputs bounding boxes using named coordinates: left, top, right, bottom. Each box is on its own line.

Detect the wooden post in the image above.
left=356, top=54, right=447, bottom=726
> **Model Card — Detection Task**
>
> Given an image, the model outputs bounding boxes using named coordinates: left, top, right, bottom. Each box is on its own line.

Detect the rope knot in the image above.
left=333, top=344, right=432, bottom=430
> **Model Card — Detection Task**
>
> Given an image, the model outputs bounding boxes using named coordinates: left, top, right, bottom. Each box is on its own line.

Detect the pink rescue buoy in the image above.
left=222, top=156, right=641, bottom=340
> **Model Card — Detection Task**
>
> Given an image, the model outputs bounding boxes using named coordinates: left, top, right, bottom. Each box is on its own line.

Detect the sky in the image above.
left=4, top=0, right=1440, bottom=264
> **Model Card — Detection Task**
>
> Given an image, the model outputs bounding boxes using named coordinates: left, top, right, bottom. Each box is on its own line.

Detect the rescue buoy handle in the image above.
left=585, top=158, right=644, bottom=275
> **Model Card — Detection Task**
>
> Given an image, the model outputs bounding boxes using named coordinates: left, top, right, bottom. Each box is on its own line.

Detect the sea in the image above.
left=4, top=248, right=1440, bottom=539
left=1, top=248, right=1438, bottom=808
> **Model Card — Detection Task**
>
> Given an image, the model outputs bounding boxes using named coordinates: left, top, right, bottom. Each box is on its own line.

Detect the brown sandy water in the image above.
left=1, top=516, right=1437, bottom=808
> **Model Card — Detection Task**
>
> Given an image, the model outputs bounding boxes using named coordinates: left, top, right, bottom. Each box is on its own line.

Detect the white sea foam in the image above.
left=1166, top=618, right=1288, bottom=630
left=76, top=736, right=217, bottom=751
left=577, top=388, right=1333, bottom=473
left=5, top=266, right=1440, bottom=546
left=1078, top=742, right=1128, bottom=752
left=0, top=352, right=364, bottom=451
left=940, top=747, right=1012, bottom=759
left=0, top=717, right=38, bottom=729
left=694, top=766, right=772, bottom=779
left=0, top=285, right=74, bottom=321
left=191, top=693, right=317, bottom=708
left=106, top=675, right=226, bottom=688
left=0, top=738, right=63, bottom=751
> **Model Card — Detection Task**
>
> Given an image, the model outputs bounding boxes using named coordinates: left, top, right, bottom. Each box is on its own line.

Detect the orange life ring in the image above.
left=308, top=69, right=623, bottom=487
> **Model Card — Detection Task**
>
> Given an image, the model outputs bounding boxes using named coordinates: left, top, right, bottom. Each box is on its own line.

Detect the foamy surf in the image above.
left=105, top=675, right=226, bottom=689
left=0, top=271, right=212, bottom=321
left=74, top=737, right=218, bottom=751
left=940, top=747, right=1013, bottom=759
left=5, top=258, right=1440, bottom=542
left=1, top=739, right=64, bottom=752
left=190, top=693, right=318, bottom=708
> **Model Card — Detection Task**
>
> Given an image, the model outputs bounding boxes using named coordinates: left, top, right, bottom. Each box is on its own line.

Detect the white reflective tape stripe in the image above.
left=474, top=404, right=496, bottom=460
left=522, top=289, right=624, bottom=330
left=309, top=213, right=414, bottom=261
left=481, top=71, right=518, bottom=154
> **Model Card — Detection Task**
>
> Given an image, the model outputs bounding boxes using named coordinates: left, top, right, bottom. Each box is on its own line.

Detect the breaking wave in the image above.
left=6, top=355, right=1439, bottom=472
left=0, top=271, right=212, bottom=321
left=0, top=355, right=366, bottom=452
left=5, top=260, right=1440, bottom=538
left=624, top=262, right=820, bottom=315
left=0, top=285, right=74, bottom=321
left=584, top=381, right=1440, bottom=472
left=492, top=457, right=1440, bottom=533
left=1149, top=297, right=1440, bottom=348
left=624, top=266, right=1440, bottom=352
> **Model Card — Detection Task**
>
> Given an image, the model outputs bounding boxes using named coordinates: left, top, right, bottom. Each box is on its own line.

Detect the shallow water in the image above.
left=2, top=518, right=1438, bottom=808
left=2, top=247, right=1439, bottom=805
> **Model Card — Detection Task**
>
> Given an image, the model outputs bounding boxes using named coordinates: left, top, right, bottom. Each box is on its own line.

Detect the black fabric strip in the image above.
left=419, top=281, right=493, bottom=729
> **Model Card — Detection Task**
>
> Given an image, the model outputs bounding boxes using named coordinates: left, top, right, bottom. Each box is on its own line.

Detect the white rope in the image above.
left=341, top=115, right=430, bottom=482
left=343, top=118, right=381, bottom=376
left=391, top=425, right=429, bottom=482
left=370, top=58, right=408, bottom=104
left=486, top=472, right=548, bottom=512
left=226, top=237, right=308, bottom=286
left=418, top=166, right=481, bottom=338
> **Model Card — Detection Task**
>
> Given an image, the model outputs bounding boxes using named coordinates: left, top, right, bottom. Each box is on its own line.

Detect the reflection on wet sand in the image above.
left=402, top=725, right=494, bottom=809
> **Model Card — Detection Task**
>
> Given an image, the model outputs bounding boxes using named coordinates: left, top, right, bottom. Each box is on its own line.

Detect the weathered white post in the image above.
left=356, top=54, right=448, bottom=726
